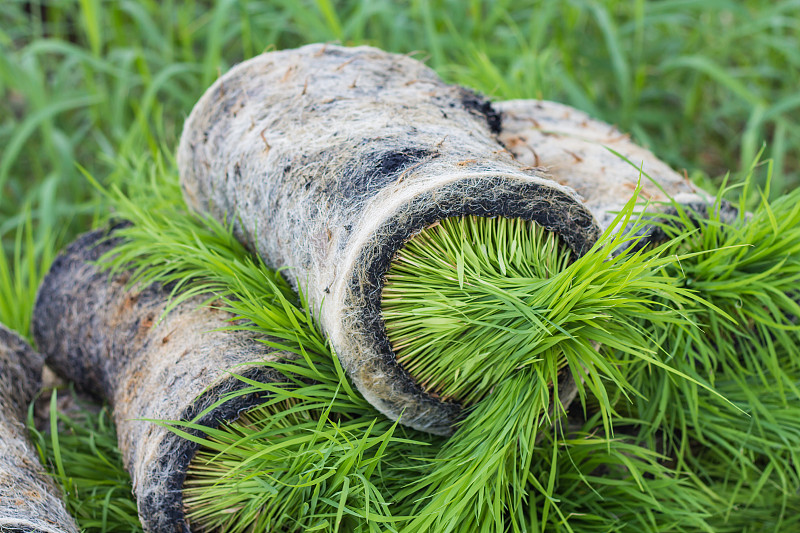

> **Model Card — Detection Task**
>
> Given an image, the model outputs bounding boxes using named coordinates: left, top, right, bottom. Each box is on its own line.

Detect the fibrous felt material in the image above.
left=178, top=43, right=600, bottom=435
left=496, top=99, right=738, bottom=237
left=0, top=324, right=79, bottom=533
left=32, top=227, right=288, bottom=533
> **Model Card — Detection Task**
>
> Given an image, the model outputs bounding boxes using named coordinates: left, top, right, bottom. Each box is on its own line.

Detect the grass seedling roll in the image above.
left=178, top=43, right=599, bottom=435
left=102, top=167, right=712, bottom=532
left=0, top=323, right=79, bottom=533
left=32, top=226, right=291, bottom=533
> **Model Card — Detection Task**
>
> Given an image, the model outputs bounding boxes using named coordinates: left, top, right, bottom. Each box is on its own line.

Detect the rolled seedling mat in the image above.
left=178, top=43, right=600, bottom=435
left=0, top=324, right=79, bottom=533
left=495, top=99, right=739, bottom=236
left=32, top=226, right=288, bottom=533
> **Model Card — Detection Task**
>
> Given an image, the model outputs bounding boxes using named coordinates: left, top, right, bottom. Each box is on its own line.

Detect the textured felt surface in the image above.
left=0, top=324, right=79, bottom=533
left=178, top=43, right=600, bottom=435
left=32, top=227, right=288, bottom=533
left=496, top=99, right=739, bottom=236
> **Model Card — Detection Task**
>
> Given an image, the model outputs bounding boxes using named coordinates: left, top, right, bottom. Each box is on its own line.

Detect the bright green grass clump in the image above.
left=527, top=414, right=715, bottom=533
left=383, top=216, right=571, bottom=404
left=0, top=212, right=55, bottom=340
left=175, top=354, right=438, bottom=533
left=616, top=169, right=800, bottom=529
left=627, top=191, right=800, bottom=452
left=627, top=169, right=800, bottom=430
left=380, top=209, right=714, bottom=532
left=383, top=213, right=699, bottom=411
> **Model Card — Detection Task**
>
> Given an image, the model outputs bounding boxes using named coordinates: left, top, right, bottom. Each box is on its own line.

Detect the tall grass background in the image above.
left=2, top=1, right=799, bottom=531
left=3, top=0, right=799, bottom=247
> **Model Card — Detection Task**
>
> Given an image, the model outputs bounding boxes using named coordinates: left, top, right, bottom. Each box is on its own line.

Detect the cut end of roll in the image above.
left=381, top=215, right=572, bottom=406
left=31, top=226, right=288, bottom=533
left=334, top=176, right=600, bottom=435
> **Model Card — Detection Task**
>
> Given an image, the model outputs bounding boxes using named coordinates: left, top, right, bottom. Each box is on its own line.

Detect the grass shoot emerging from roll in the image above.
left=382, top=216, right=571, bottom=404
left=527, top=413, right=715, bottom=532
left=172, top=347, right=436, bottom=533
left=629, top=180, right=800, bottom=448
left=381, top=197, right=716, bottom=532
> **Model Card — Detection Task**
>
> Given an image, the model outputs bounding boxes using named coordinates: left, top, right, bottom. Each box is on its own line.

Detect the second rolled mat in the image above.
left=495, top=99, right=739, bottom=235
left=32, top=226, right=289, bottom=533
left=0, top=324, right=79, bottom=533
left=178, top=43, right=600, bottom=434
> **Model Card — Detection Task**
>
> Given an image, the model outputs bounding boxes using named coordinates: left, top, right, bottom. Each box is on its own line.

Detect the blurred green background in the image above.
left=1, top=0, right=799, bottom=332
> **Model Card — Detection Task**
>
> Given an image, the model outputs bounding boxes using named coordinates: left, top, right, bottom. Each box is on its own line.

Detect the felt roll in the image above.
left=177, top=43, right=600, bottom=435
left=494, top=100, right=738, bottom=239
left=0, top=324, right=79, bottom=533
left=495, top=99, right=738, bottom=237
left=32, top=226, right=287, bottom=533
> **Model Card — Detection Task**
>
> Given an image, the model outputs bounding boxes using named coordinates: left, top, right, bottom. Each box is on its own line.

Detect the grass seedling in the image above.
left=0, top=210, right=56, bottom=340
left=641, top=171, right=800, bottom=406
left=28, top=392, right=142, bottom=533
left=172, top=348, right=438, bottom=533
left=382, top=192, right=713, bottom=532
left=526, top=413, right=715, bottom=532
left=613, top=160, right=800, bottom=529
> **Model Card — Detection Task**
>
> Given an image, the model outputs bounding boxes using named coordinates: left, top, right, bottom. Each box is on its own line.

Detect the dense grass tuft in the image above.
left=382, top=197, right=717, bottom=532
